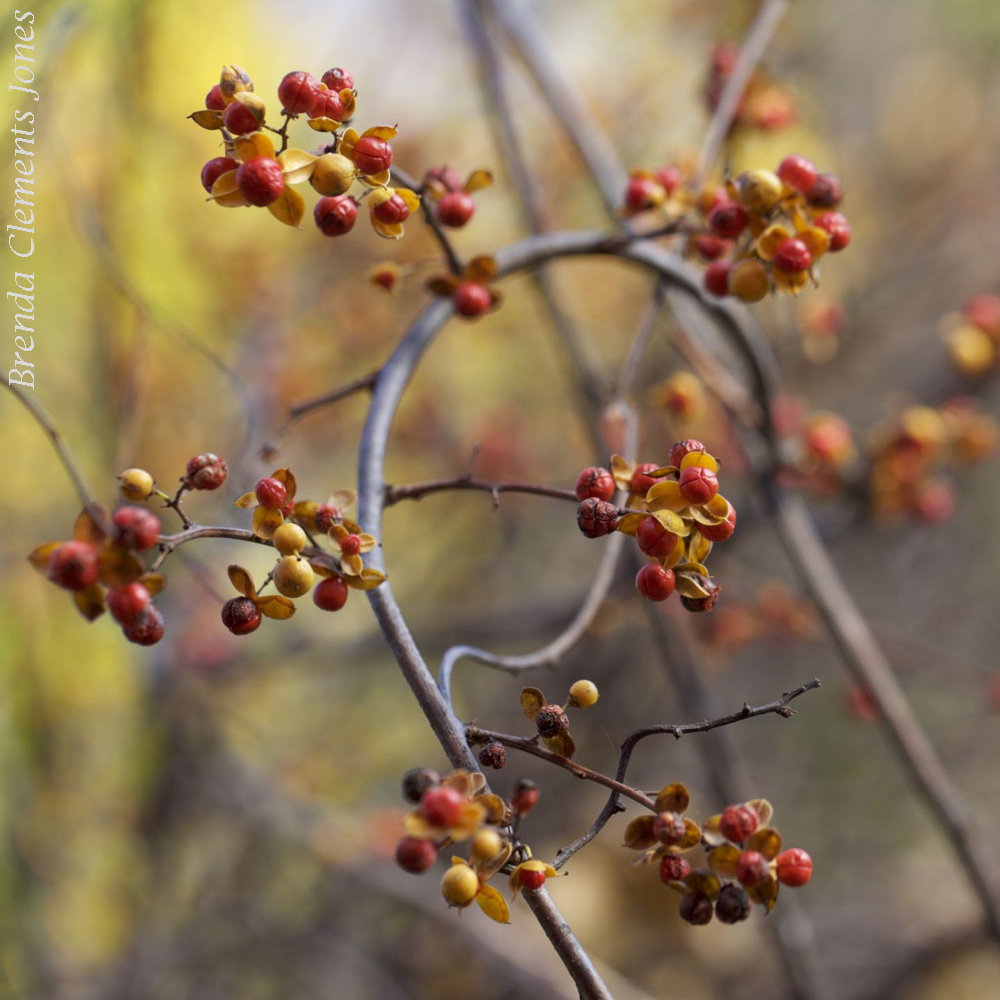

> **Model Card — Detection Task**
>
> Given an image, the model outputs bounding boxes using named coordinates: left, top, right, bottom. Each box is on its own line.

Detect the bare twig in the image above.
left=4, top=382, right=93, bottom=507
left=393, top=167, right=465, bottom=276
left=385, top=476, right=577, bottom=507
left=285, top=370, right=380, bottom=425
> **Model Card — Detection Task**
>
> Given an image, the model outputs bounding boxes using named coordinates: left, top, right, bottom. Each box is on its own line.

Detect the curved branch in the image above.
left=385, top=477, right=577, bottom=507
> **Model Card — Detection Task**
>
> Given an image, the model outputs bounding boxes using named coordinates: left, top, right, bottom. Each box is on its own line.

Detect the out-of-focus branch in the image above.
left=385, top=476, right=577, bottom=507
left=4, top=382, right=94, bottom=508
left=284, top=370, right=379, bottom=425
left=695, top=0, right=791, bottom=185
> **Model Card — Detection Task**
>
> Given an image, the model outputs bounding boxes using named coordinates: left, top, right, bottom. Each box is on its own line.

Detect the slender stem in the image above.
left=393, top=167, right=464, bottom=276
left=285, top=370, right=379, bottom=425
left=385, top=476, right=577, bottom=507
left=4, top=382, right=93, bottom=508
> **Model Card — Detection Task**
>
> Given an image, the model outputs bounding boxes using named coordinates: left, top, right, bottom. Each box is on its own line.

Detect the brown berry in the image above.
left=185, top=453, right=228, bottom=490
left=576, top=498, right=619, bottom=538
left=401, top=767, right=440, bottom=803
left=123, top=605, right=164, bottom=646
left=715, top=884, right=752, bottom=923
left=679, top=891, right=713, bottom=925
left=680, top=579, right=721, bottom=613
left=479, top=741, right=507, bottom=769
left=535, top=705, right=569, bottom=739
left=221, top=596, right=262, bottom=636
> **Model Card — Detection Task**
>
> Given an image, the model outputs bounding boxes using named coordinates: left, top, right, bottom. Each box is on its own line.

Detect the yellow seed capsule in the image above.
left=274, top=556, right=315, bottom=598
left=568, top=680, right=599, bottom=709
left=273, top=522, right=308, bottom=556
left=441, top=863, right=479, bottom=908
left=738, top=170, right=784, bottom=214
left=729, top=258, right=771, bottom=303
left=311, top=153, right=356, bottom=196
left=470, top=829, right=504, bottom=864
left=118, top=468, right=154, bottom=502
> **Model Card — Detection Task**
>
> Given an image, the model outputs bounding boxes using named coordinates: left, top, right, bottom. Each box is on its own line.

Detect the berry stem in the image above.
left=393, top=166, right=464, bottom=277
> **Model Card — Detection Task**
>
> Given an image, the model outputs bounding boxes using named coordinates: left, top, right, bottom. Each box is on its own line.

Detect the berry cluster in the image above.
left=624, top=154, right=851, bottom=300
left=869, top=398, right=998, bottom=522
left=625, top=783, right=812, bottom=925
left=26, top=451, right=389, bottom=646
left=575, top=441, right=734, bottom=612
left=945, top=292, right=1000, bottom=379
left=395, top=768, right=555, bottom=924
left=193, top=66, right=493, bottom=249
left=704, top=41, right=797, bottom=133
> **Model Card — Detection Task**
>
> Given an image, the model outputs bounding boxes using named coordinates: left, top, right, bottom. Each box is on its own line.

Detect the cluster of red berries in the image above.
left=193, top=65, right=493, bottom=253
left=193, top=65, right=416, bottom=238
left=624, top=154, right=851, bottom=301
left=575, top=441, right=734, bottom=612
left=868, top=398, right=998, bottom=523
left=704, top=41, right=797, bottom=133
left=626, top=784, right=812, bottom=925
left=395, top=768, right=552, bottom=923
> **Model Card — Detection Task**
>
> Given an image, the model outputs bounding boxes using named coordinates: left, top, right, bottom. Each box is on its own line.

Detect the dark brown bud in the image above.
left=576, top=498, right=619, bottom=538
left=401, top=767, right=440, bottom=803
left=479, top=741, right=507, bottom=769
left=535, top=704, right=570, bottom=739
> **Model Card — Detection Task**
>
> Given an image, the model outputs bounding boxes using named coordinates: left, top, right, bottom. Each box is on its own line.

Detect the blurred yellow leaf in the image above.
left=268, top=187, right=306, bottom=228
left=73, top=585, right=106, bottom=622
left=476, top=883, right=510, bottom=924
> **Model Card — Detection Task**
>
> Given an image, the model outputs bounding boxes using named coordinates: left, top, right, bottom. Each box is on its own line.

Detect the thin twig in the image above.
left=4, top=382, right=93, bottom=507
left=385, top=476, right=577, bottom=507
left=393, top=167, right=464, bottom=276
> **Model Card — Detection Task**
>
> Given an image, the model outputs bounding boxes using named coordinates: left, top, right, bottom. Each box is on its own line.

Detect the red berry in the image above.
left=511, top=779, right=539, bottom=815
left=630, top=462, right=664, bottom=496
left=704, top=259, right=732, bottom=297
left=396, top=836, right=437, bottom=874
left=693, top=234, right=731, bottom=261
left=653, top=811, right=686, bottom=845
left=185, top=453, right=227, bottom=490
left=313, top=576, right=349, bottom=612
left=773, top=237, right=812, bottom=273
left=309, top=88, right=345, bottom=122
left=223, top=100, right=260, bottom=135
left=964, top=293, right=1000, bottom=335
left=454, top=282, right=492, bottom=318
left=814, top=211, right=851, bottom=252
left=577, top=498, right=619, bottom=538
left=436, top=190, right=475, bottom=228
left=278, top=70, right=320, bottom=114
left=315, top=503, right=340, bottom=533
left=776, top=154, right=818, bottom=193
left=636, top=516, right=678, bottom=558
left=425, top=165, right=464, bottom=192
left=47, top=541, right=99, bottom=591
left=678, top=465, right=719, bottom=505
left=736, top=849, right=770, bottom=888
left=221, top=596, right=262, bottom=636
left=352, top=136, right=392, bottom=175
left=635, top=564, right=676, bottom=602
left=314, top=195, right=358, bottom=236
left=236, top=157, right=285, bottom=207
left=205, top=84, right=226, bottom=111
left=255, top=477, right=287, bottom=509
left=575, top=466, right=615, bottom=502
left=719, top=803, right=760, bottom=844
left=519, top=867, right=546, bottom=891
left=123, top=605, right=165, bottom=646
left=806, top=173, right=842, bottom=208
left=373, top=193, right=410, bottom=225
left=624, top=175, right=661, bottom=211
left=321, top=67, right=354, bottom=93
left=420, top=785, right=463, bottom=827
left=708, top=201, right=748, bottom=238
left=679, top=891, right=713, bottom=925
left=106, top=582, right=151, bottom=626
left=340, top=533, right=361, bottom=556
left=775, top=847, right=813, bottom=887
left=658, top=853, right=692, bottom=884
left=698, top=505, right=736, bottom=543
left=655, top=165, right=682, bottom=195
left=201, top=156, right=235, bottom=192
left=669, top=439, right=706, bottom=468
left=112, top=506, right=161, bottom=552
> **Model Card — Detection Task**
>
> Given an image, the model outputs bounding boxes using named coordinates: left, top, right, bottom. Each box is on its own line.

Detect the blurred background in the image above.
left=2, top=0, right=1000, bottom=997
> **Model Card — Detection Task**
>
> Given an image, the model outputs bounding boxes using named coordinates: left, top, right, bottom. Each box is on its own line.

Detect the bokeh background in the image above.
left=3, top=0, right=1000, bottom=997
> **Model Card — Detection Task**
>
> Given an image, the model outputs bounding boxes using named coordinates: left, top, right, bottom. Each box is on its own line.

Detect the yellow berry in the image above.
left=440, top=863, right=479, bottom=908
left=273, top=522, right=307, bottom=556
left=118, top=468, right=154, bottom=502
left=948, top=325, right=995, bottom=377
left=729, top=258, right=770, bottom=303
left=274, top=556, right=314, bottom=598
left=470, top=829, right=504, bottom=864
left=311, top=152, right=355, bottom=196
left=738, top=170, right=784, bottom=213
left=569, top=680, right=599, bottom=708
